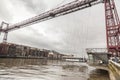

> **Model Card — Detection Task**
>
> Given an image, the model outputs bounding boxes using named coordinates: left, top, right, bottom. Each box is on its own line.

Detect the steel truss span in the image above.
left=1, top=0, right=103, bottom=32
left=0, top=0, right=120, bottom=56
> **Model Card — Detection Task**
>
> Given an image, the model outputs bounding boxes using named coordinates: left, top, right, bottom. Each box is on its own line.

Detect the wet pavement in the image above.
left=0, top=59, right=110, bottom=80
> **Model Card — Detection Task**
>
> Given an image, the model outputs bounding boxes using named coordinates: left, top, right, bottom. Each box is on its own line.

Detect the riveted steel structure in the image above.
left=104, top=0, right=120, bottom=56
left=0, top=0, right=120, bottom=56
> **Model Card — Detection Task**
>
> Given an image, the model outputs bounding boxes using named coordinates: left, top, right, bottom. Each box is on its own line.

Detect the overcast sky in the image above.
left=0, top=0, right=120, bottom=57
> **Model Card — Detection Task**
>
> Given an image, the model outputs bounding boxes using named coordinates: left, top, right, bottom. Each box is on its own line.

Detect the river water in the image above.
left=0, top=59, right=110, bottom=80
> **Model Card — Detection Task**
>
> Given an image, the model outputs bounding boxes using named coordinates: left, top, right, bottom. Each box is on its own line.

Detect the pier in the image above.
left=86, top=48, right=120, bottom=80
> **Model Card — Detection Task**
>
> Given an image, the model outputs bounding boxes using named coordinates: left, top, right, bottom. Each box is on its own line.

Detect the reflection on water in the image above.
left=88, top=69, right=110, bottom=80
left=0, top=59, right=110, bottom=80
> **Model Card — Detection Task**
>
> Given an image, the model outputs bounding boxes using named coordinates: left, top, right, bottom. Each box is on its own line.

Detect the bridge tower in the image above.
left=104, top=0, right=120, bottom=56
left=0, top=0, right=119, bottom=57
left=0, top=21, right=9, bottom=43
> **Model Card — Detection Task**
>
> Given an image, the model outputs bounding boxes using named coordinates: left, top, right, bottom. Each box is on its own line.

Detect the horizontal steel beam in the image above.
left=3, top=0, right=103, bottom=32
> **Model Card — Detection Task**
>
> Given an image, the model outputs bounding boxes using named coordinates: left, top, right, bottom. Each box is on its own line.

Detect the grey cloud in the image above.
left=22, top=0, right=47, bottom=13
left=0, top=0, right=120, bottom=57
left=11, top=0, right=47, bottom=14
left=0, top=0, right=13, bottom=21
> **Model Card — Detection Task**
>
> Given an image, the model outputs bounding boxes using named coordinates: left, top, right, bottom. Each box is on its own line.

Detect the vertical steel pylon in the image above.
left=3, top=32, right=8, bottom=43
left=0, top=22, right=9, bottom=43
left=0, top=22, right=4, bottom=35
left=104, top=0, right=120, bottom=56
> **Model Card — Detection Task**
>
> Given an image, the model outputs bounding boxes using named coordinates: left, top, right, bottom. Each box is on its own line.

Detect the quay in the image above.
left=0, top=42, right=85, bottom=62
left=0, top=42, right=63, bottom=60
left=86, top=48, right=120, bottom=80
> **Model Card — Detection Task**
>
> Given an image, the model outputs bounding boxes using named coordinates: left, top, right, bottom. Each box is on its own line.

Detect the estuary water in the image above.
left=0, top=59, right=110, bottom=80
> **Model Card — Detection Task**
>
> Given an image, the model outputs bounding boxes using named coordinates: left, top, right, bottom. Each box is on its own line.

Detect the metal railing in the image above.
left=86, top=48, right=108, bottom=53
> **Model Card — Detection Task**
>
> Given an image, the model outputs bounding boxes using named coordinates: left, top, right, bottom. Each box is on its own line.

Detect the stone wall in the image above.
left=108, top=60, right=120, bottom=80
